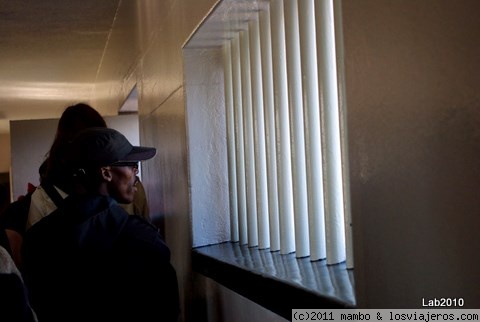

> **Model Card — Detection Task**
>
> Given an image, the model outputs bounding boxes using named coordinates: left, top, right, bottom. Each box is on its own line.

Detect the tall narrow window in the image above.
left=222, top=0, right=352, bottom=266
left=184, top=0, right=352, bottom=270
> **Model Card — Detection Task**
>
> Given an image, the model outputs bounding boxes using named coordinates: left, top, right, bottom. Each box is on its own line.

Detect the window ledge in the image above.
left=192, top=242, right=356, bottom=320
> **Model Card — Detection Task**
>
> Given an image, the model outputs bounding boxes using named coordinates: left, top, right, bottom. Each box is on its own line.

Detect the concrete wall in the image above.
left=343, top=0, right=480, bottom=308
left=184, top=47, right=230, bottom=248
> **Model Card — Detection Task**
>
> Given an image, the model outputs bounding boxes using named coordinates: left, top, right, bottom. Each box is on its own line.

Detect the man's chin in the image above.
left=117, top=195, right=135, bottom=205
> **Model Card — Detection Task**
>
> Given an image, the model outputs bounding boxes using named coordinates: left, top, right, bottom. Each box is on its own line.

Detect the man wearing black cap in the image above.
left=22, top=128, right=179, bottom=322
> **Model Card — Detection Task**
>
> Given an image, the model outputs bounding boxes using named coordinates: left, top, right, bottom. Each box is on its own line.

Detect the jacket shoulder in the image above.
left=117, top=213, right=171, bottom=260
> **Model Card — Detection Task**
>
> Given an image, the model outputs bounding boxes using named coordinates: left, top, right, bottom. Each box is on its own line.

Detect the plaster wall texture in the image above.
left=343, top=0, right=480, bottom=308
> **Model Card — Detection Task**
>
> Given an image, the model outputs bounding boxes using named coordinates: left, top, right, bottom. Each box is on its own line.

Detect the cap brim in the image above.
left=122, top=146, right=157, bottom=162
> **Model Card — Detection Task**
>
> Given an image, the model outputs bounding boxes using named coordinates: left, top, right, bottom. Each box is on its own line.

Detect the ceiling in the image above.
left=0, top=0, right=272, bottom=135
left=0, top=0, right=121, bottom=134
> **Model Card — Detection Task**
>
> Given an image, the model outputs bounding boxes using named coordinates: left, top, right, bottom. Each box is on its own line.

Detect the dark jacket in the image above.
left=0, top=245, right=37, bottom=322
left=22, top=194, right=179, bottom=322
left=0, top=274, right=37, bottom=322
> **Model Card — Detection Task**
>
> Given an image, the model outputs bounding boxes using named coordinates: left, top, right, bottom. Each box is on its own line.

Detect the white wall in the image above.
left=184, top=47, right=230, bottom=247
left=10, top=114, right=139, bottom=201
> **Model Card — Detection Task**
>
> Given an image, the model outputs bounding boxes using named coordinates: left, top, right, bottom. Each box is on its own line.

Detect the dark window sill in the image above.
left=192, top=242, right=356, bottom=320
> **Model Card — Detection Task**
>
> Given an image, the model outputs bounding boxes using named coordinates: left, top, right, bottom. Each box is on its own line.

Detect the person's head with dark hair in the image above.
left=54, top=103, right=107, bottom=143
left=67, top=127, right=156, bottom=204
left=38, top=160, right=48, bottom=184
left=44, top=103, right=107, bottom=192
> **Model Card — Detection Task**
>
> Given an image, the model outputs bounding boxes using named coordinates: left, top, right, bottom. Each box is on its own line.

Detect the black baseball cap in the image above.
left=67, top=127, right=156, bottom=169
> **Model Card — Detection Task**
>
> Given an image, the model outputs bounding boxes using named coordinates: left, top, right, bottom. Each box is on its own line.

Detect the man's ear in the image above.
left=100, top=166, right=113, bottom=182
